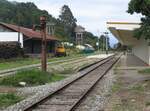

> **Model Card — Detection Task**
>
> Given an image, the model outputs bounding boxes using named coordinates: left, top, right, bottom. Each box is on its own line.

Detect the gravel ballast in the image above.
left=3, top=55, right=114, bottom=111
left=4, top=58, right=105, bottom=111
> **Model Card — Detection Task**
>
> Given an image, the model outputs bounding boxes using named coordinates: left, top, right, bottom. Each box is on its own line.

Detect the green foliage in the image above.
left=0, top=53, right=84, bottom=71
left=114, top=42, right=128, bottom=51
left=0, top=58, right=40, bottom=70
left=0, top=0, right=56, bottom=28
left=138, top=68, right=150, bottom=74
left=0, top=42, right=24, bottom=59
left=54, top=21, right=69, bottom=41
left=0, top=0, right=98, bottom=46
left=130, top=84, right=144, bottom=92
left=128, top=0, right=150, bottom=16
left=84, top=32, right=97, bottom=49
left=128, top=0, right=150, bottom=40
left=99, top=35, right=111, bottom=50
left=111, top=82, right=122, bottom=93
left=59, top=5, right=77, bottom=42
left=59, top=5, right=77, bottom=26
left=0, top=69, right=65, bottom=87
left=0, top=93, right=22, bottom=108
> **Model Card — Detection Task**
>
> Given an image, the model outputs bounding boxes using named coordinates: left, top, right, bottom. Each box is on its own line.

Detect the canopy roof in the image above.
left=107, top=22, right=141, bottom=46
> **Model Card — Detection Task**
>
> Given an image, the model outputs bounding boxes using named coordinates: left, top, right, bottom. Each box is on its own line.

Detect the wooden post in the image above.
left=40, top=16, right=47, bottom=72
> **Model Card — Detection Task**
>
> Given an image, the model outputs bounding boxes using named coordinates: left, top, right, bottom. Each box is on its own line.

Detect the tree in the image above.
left=59, top=5, right=77, bottom=42
left=0, top=0, right=97, bottom=45
left=127, top=0, right=150, bottom=40
left=98, top=35, right=111, bottom=50
left=83, top=31, right=97, bottom=49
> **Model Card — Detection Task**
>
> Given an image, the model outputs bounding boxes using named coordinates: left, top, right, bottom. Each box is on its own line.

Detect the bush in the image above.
left=0, top=42, right=24, bottom=59
left=0, top=93, right=22, bottom=108
left=0, top=69, right=65, bottom=87
left=138, top=68, right=150, bottom=74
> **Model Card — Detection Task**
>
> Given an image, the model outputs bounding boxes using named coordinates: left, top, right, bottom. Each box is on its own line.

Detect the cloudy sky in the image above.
left=8, top=0, right=142, bottom=46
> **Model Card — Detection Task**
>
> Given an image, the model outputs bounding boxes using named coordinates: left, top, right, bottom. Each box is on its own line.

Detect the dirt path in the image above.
left=105, top=57, right=150, bottom=111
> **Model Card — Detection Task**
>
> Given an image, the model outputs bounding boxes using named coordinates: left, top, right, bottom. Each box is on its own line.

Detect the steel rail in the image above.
left=69, top=54, right=121, bottom=111
left=24, top=55, right=117, bottom=111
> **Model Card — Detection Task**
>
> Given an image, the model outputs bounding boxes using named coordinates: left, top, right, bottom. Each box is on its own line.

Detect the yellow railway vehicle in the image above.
left=55, top=43, right=66, bottom=57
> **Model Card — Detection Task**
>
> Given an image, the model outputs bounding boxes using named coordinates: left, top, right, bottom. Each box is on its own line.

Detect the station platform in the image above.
left=126, top=53, right=147, bottom=67
left=117, top=53, right=148, bottom=69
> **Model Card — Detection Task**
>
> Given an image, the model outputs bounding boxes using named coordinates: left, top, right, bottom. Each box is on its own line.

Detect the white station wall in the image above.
left=0, top=32, right=23, bottom=47
left=132, top=38, right=149, bottom=65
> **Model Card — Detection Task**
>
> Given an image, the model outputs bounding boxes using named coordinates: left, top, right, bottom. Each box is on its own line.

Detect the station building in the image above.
left=107, top=22, right=150, bottom=65
left=0, top=22, right=58, bottom=54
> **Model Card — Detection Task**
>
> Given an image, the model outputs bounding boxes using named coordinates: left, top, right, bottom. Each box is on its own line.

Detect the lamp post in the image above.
left=40, top=16, right=47, bottom=72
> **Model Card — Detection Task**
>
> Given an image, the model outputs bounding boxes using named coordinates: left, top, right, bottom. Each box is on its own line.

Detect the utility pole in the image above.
left=40, top=16, right=47, bottom=72
left=104, top=32, right=109, bottom=55
left=17, top=14, right=21, bottom=45
left=98, top=36, right=100, bottom=52
left=103, top=36, right=104, bottom=52
left=97, top=30, right=100, bottom=53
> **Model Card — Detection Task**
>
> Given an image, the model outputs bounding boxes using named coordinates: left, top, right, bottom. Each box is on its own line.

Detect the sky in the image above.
left=8, top=0, right=142, bottom=47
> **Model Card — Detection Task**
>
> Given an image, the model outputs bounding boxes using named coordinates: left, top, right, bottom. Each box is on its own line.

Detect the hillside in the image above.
left=0, top=0, right=98, bottom=48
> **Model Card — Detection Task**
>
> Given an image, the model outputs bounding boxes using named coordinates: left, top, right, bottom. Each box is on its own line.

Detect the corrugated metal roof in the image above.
left=0, top=22, right=59, bottom=41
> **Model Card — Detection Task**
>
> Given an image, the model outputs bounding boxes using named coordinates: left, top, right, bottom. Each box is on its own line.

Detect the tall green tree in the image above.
left=128, top=0, right=150, bottom=40
left=59, top=5, right=77, bottom=42
left=0, top=0, right=56, bottom=28
left=83, top=32, right=97, bottom=49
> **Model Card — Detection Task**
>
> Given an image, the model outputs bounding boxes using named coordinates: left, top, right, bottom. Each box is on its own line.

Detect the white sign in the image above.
left=0, top=32, right=23, bottom=48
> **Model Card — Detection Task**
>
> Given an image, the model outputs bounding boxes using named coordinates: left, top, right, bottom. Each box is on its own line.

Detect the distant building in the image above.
left=74, top=25, right=85, bottom=45
left=0, top=22, right=58, bottom=54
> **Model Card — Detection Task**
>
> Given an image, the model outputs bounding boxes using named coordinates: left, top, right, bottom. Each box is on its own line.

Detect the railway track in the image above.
left=24, top=54, right=120, bottom=111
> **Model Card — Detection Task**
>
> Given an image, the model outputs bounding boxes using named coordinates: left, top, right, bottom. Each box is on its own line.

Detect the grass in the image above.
left=112, top=104, right=135, bottom=111
left=129, top=84, right=145, bottom=92
left=111, top=82, right=122, bottom=93
left=138, top=68, right=150, bottom=74
left=0, top=54, right=84, bottom=71
left=0, top=93, right=22, bottom=108
left=0, top=58, right=40, bottom=70
left=0, top=51, right=100, bottom=71
left=57, top=68, right=75, bottom=74
left=0, top=69, right=66, bottom=87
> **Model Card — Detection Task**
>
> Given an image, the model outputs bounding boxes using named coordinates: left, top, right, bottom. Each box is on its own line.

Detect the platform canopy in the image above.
left=107, top=22, right=141, bottom=46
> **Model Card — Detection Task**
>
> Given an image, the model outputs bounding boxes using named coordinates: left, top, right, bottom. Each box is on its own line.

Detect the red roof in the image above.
left=0, top=22, right=58, bottom=41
